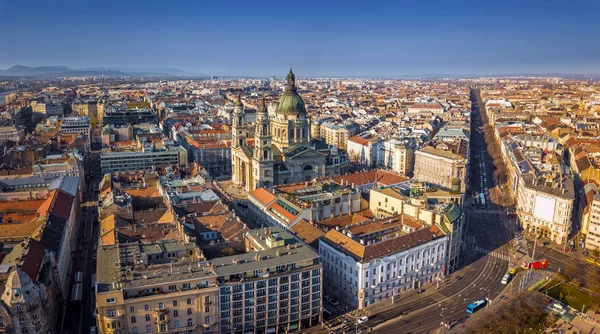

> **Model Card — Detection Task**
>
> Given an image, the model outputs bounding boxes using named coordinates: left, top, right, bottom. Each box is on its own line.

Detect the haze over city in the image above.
left=2, top=2, right=600, bottom=334
left=1, top=0, right=600, bottom=76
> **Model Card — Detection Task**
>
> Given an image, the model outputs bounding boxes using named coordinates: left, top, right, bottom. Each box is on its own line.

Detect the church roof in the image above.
left=275, top=68, right=307, bottom=116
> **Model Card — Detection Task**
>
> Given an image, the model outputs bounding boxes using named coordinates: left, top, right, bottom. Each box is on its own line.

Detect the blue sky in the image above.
left=0, top=0, right=598, bottom=76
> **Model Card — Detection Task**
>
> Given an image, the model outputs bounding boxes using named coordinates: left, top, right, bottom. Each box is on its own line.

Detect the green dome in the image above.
left=276, top=92, right=306, bottom=115
left=275, top=68, right=307, bottom=116
left=451, top=177, right=461, bottom=185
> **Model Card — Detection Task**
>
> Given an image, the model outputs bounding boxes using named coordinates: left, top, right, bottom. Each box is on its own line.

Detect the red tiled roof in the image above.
left=20, top=239, right=46, bottom=281
left=51, top=191, right=74, bottom=220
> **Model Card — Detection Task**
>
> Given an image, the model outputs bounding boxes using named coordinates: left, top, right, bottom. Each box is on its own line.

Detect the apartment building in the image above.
left=585, top=191, right=600, bottom=250
left=0, top=126, right=24, bottom=143
left=413, top=142, right=468, bottom=193
left=516, top=173, right=574, bottom=245
left=368, top=182, right=464, bottom=272
left=60, top=116, right=91, bottom=138
left=247, top=182, right=362, bottom=230
left=96, top=228, right=322, bottom=334
left=316, top=122, right=360, bottom=150
left=320, top=223, right=447, bottom=309
left=215, top=227, right=322, bottom=334
left=347, top=136, right=379, bottom=167
left=96, top=241, right=220, bottom=334
left=382, top=139, right=415, bottom=176
left=45, top=103, right=64, bottom=117
left=100, top=143, right=188, bottom=173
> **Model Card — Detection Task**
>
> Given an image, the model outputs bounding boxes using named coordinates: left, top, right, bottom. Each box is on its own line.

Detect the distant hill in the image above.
left=0, top=65, right=201, bottom=78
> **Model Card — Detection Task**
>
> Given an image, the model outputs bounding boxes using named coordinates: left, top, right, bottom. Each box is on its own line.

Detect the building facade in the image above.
left=100, top=146, right=188, bottom=173
left=231, top=69, right=349, bottom=191
left=382, top=139, right=414, bottom=176
left=413, top=145, right=467, bottom=192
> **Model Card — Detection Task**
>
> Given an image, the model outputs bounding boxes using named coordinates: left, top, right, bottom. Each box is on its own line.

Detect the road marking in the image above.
left=475, top=246, right=509, bottom=261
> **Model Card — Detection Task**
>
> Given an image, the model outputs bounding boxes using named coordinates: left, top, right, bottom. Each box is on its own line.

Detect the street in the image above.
left=62, top=152, right=101, bottom=334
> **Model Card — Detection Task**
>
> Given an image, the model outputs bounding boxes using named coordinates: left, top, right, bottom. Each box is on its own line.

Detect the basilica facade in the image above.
left=231, top=69, right=349, bottom=191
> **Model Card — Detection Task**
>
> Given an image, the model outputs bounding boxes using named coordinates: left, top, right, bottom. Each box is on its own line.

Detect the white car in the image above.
left=358, top=316, right=369, bottom=324
left=501, top=273, right=512, bottom=285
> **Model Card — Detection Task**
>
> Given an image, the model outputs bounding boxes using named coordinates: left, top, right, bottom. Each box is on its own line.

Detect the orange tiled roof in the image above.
left=249, top=188, right=276, bottom=206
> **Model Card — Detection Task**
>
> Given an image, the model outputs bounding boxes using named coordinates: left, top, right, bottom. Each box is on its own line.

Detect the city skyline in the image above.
left=1, top=0, right=599, bottom=76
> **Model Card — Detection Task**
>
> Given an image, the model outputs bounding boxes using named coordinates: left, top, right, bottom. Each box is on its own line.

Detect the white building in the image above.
left=319, top=224, right=447, bottom=309
left=347, top=136, right=380, bottom=167
left=0, top=126, right=24, bottom=143
left=60, top=116, right=91, bottom=138
left=516, top=173, right=575, bottom=244
left=100, top=145, right=188, bottom=173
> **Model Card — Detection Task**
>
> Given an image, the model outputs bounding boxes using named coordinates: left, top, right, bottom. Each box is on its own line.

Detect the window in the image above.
left=146, top=325, right=152, bottom=333
left=173, top=310, right=179, bottom=317
left=174, top=320, right=179, bottom=328
left=144, top=305, right=149, bottom=311
left=160, top=324, right=166, bottom=331
left=145, top=314, right=151, bottom=321
left=187, top=318, right=193, bottom=326
left=187, top=298, right=192, bottom=305
left=106, top=298, right=116, bottom=303
left=205, top=316, right=211, bottom=324
left=16, top=305, right=23, bottom=312
left=107, top=309, right=116, bottom=317
left=21, top=329, right=28, bottom=334
left=131, top=316, right=137, bottom=323
left=205, top=305, right=210, bottom=312
left=187, top=308, right=192, bottom=315
left=132, top=327, right=138, bottom=334
left=158, top=302, right=165, bottom=310
left=19, top=316, right=25, bottom=323
left=130, top=306, right=135, bottom=312
left=173, top=300, right=178, bottom=307
left=204, top=296, right=210, bottom=304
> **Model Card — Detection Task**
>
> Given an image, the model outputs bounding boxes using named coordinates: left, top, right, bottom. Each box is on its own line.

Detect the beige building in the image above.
left=316, top=122, right=359, bottom=150
left=413, top=143, right=468, bottom=193
left=383, top=139, right=414, bottom=176
left=585, top=192, right=600, bottom=250
left=231, top=69, right=348, bottom=191
left=96, top=241, right=220, bottom=334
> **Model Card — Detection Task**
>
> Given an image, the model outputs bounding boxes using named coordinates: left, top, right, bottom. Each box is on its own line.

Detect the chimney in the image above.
left=254, top=254, right=261, bottom=261
left=359, top=239, right=365, bottom=245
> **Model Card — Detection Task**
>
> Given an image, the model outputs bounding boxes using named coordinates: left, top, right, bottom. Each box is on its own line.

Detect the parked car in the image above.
left=357, top=316, right=369, bottom=324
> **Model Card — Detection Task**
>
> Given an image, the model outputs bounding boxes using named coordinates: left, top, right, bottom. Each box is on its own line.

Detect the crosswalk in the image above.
left=475, top=246, right=510, bottom=261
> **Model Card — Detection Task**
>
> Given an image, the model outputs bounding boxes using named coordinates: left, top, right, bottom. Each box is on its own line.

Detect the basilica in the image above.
left=231, top=68, right=349, bottom=191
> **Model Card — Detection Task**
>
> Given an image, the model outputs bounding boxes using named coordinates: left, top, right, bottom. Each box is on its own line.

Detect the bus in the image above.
left=466, top=299, right=487, bottom=314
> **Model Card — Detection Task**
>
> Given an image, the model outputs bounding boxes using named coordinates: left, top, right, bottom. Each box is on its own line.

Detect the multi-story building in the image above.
left=100, top=141, right=188, bottom=173
left=317, top=122, right=360, bottom=150
left=320, top=222, right=447, bottom=309
left=347, top=136, right=380, bottom=167
left=584, top=191, right=600, bottom=250
left=516, top=173, right=575, bottom=245
left=382, top=139, right=415, bottom=176
left=247, top=181, right=362, bottom=230
left=45, top=103, right=64, bottom=117
left=215, top=227, right=322, bottom=334
left=413, top=142, right=468, bottom=193
left=0, top=126, right=24, bottom=143
left=95, top=228, right=322, bottom=334
left=96, top=240, right=220, bottom=334
left=368, top=182, right=464, bottom=272
left=60, top=116, right=91, bottom=139
left=231, top=70, right=349, bottom=191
